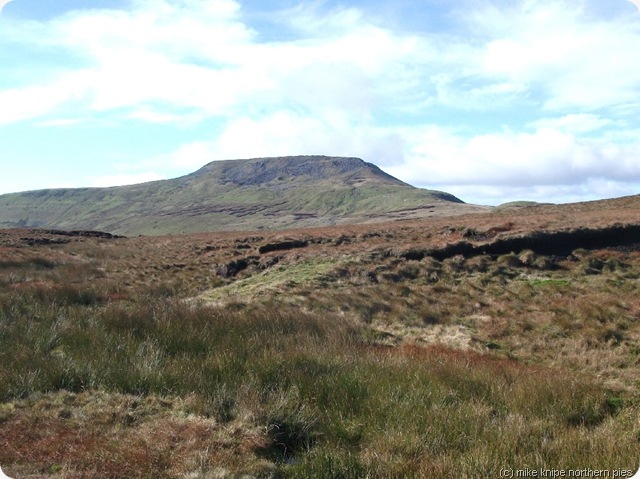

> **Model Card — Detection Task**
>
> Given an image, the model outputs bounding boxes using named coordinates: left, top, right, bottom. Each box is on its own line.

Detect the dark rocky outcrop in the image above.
left=426, top=224, right=640, bottom=261
left=16, top=229, right=124, bottom=246
left=258, top=240, right=309, bottom=255
left=215, top=258, right=257, bottom=278
left=41, top=229, right=125, bottom=239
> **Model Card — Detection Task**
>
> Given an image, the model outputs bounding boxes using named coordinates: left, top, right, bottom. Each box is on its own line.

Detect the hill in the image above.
left=0, top=156, right=485, bottom=236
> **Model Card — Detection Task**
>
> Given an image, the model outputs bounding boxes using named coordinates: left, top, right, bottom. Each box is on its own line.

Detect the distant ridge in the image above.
left=0, top=156, right=485, bottom=235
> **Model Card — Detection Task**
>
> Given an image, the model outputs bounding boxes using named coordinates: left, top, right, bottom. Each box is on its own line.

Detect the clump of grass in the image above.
left=422, top=257, right=442, bottom=282
left=465, top=255, right=490, bottom=273
left=518, top=249, right=537, bottom=266
left=496, top=252, right=522, bottom=268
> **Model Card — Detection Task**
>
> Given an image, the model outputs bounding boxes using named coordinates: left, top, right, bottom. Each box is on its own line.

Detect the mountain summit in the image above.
left=0, top=156, right=484, bottom=235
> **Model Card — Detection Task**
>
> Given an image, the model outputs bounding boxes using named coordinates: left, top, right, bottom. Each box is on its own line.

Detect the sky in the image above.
left=1, top=0, right=639, bottom=205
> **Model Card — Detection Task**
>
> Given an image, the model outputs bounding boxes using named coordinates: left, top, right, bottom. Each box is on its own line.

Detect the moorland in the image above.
left=0, top=194, right=639, bottom=478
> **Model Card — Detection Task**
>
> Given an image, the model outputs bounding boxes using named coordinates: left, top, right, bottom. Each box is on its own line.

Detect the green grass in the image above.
left=201, top=256, right=347, bottom=302
left=495, top=201, right=542, bottom=209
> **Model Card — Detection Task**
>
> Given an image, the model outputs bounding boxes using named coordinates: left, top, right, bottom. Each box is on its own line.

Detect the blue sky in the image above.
left=1, top=0, right=639, bottom=205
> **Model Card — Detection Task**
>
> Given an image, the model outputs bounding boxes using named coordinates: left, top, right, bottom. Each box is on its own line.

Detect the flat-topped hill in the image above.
left=0, top=155, right=485, bottom=235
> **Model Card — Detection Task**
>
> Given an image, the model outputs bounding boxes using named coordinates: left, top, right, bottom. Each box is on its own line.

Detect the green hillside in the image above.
left=0, top=156, right=484, bottom=235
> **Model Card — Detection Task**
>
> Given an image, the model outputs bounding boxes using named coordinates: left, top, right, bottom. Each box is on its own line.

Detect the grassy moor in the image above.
left=0, top=194, right=638, bottom=478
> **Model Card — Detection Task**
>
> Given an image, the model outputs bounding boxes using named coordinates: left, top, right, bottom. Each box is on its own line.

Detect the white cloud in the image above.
left=528, top=114, right=615, bottom=134
left=5, top=0, right=638, bottom=123
left=0, top=71, right=92, bottom=124
left=126, top=107, right=202, bottom=125
left=0, top=0, right=262, bottom=122
left=474, top=1, right=640, bottom=111
left=272, top=2, right=366, bottom=36
left=60, top=1, right=265, bottom=115
left=426, top=179, right=640, bottom=206
left=165, top=141, right=219, bottom=170
left=383, top=125, right=640, bottom=202
left=157, top=110, right=405, bottom=171
left=0, top=0, right=419, bottom=126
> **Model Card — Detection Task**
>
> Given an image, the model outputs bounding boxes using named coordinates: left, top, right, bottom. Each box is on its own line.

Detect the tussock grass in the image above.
left=1, top=279, right=638, bottom=477
left=0, top=230, right=639, bottom=477
left=258, top=246, right=640, bottom=394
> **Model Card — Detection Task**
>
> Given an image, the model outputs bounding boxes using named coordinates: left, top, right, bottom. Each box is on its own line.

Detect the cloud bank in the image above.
left=0, top=0, right=639, bottom=204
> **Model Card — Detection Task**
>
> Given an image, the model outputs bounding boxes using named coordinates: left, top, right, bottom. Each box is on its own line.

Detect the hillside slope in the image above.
left=0, top=156, right=485, bottom=235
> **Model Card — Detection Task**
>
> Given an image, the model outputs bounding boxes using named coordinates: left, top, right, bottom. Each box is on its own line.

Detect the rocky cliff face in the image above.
left=191, top=156, right=406, bottom=187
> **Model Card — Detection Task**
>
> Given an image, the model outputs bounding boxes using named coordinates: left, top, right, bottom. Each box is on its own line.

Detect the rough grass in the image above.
left=0, top=218, right=639, bottom=477
left=1, top=288, right=636, bottom=477
left=243, top=248, right=640, bottom=394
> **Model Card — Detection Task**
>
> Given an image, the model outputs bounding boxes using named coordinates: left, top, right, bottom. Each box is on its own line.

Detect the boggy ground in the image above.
left=0, top=196, right=639, bottom=478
